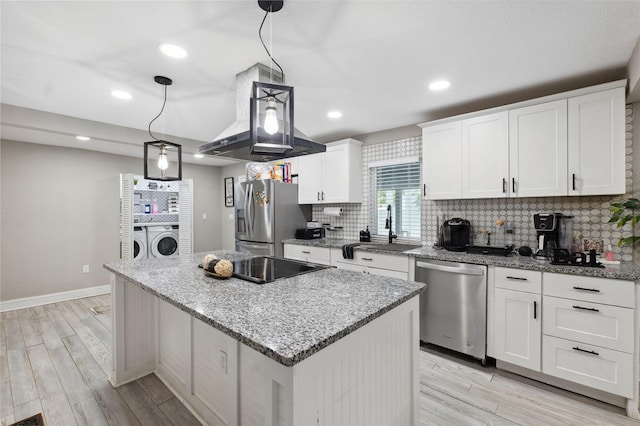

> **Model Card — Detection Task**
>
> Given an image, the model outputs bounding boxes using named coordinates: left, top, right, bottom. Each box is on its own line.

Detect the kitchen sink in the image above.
left=365, top=243, right=422, bottom=252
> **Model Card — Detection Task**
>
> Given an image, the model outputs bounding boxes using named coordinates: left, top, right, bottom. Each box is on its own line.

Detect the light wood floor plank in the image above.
left=0, top=414, right=14, bottom=426
left=0, top=380, right=13, bottom=419
left=3, top=313, right=25, bottom=350
left=12, top=399, right=42, bottom=424
left=7, top=349, right=38, bottom=407
left=95, top=313, right=112, bottom=331
left=17, top=309, right=42, bottom=348
left=40, top=391, right=79, bottom=426
left=27, top=344, right=64, bottom=397
left=30, top=306, right=48, bottom=321
left=44, top=303, right=75, bottom=338
left=74, top=325, right=111, bottom=377
left=0, top=355, right=8, bottom=384
left=89, top=377, right=141, bottom=426
left=82, top=315, right=112, bottom=352
left=61, top=335, right=106, bottom=385
left=56, top=301, right=84, bottom=331
left=117, top=380, right=173, bottom=426
left=158, top=397, right=201, bottom=426
left=67, top=299, right=92, bottom=321
left=71, top=396, right=110, bottom=426
left=48, top=346, right=93, bottom=403
left=32, top=309, right=64, bottom=350
left=419, top=391, right=488, bottom=426
left=136, top=374, right=174, bottom=405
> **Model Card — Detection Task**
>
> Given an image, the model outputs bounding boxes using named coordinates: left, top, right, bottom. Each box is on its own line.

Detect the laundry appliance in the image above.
left=133, top=226, right=148, bottom=260
left=147, top=225, right=179, bottom=258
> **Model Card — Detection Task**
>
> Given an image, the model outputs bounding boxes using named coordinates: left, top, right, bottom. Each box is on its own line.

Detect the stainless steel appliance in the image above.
left=235, top=179, right=310, bottom=257
left=415, top=258, right=487, bottom=361
left=231, top=256, right=331, bottom=284
left=442, top=218, right=471, bottom=252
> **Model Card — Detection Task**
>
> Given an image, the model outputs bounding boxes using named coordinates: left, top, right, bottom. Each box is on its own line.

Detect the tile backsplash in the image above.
left=313, top=104, right=635, bottom=261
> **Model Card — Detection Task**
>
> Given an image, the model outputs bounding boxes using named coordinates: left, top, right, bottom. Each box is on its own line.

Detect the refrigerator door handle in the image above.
left=245, top=182, right=254, bottom=236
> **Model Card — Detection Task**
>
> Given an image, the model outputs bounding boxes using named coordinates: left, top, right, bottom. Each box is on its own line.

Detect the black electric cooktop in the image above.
left=232, top=256, right=331, bottom=284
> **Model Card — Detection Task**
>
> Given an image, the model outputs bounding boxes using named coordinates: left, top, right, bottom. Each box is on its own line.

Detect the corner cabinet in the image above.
left=421, top=121, right=462, bottom=200
left=297, top=139, right=363, bottom=204
left=568, top=87, right=626, bottom=195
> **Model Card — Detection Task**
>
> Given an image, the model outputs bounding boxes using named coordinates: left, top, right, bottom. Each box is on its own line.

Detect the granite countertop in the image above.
left=104, top=251, right=425, bottom=367
left=282, top=238, right=640, bottom=280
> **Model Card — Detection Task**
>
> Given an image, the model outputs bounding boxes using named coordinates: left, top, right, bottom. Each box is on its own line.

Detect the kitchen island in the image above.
left=104, top=251, right=425, bottom=426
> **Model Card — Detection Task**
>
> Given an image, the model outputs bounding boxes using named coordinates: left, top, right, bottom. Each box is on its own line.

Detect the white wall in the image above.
left=219, top=162, right=248, bottom=251
left=0, top=140, right=223, bottom=301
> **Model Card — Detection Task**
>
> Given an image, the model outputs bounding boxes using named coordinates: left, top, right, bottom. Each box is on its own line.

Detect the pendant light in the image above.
left=144, top=75, right=182, bottom=181
left=250, top=0, right=295, bottom=155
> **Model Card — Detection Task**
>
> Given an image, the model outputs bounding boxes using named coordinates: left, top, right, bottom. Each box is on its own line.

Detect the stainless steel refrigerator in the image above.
left=235, top=180, right=310, bottom=257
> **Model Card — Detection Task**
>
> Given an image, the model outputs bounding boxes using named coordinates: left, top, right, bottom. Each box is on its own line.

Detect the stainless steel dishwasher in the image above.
left=415, top=258, right=487, bottom=361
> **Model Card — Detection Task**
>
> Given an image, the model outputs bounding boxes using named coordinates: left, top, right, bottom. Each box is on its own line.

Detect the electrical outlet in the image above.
left=219, top=350, right=227, bottom=374
left=82, top=265, right=90, bottom=273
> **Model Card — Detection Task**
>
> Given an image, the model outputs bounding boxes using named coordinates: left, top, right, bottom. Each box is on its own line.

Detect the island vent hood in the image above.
left=198, top=63, right=326, bottom=162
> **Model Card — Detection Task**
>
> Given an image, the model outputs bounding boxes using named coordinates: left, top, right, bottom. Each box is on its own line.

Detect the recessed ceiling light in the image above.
left=76, top=135, right=91, bottom=141
left=111, top=90, right=132, bottom=100
left=159, top=43, right=187, bottom=59
left=327, top=111, right=343, bottom=119
left=428, top=80, right=450, bottom=91
left=194, top=153, right=204, bottom=159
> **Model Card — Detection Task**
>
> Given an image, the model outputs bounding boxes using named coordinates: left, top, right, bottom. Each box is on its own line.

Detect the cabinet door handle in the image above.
left=321, top=191, right=325, bottom=200
left=572, top=173, right=576, bottom=191
left=423, top=184, right=427, bottom=197
left=572, top=286, right=600, bottom=293
left=573, top=305, right=600, bottom=312
left=573, top=346, right=599, bottom=356
left=502, top=178, right=507, bottom=193
left=301, top=251, right=310, bottom=254
left=317, top=192, right=320, bottom=201
left=512, top=178, right=516, bottom=193
left=533, top=301, right=537, bottom=319
left=361, top=257, right=373, bottom=261
left=506, top=276, right=528, bottom=281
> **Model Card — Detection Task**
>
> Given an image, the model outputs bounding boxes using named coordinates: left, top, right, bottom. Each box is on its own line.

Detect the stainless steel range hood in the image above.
left=198, top=63, right=326, bottom=162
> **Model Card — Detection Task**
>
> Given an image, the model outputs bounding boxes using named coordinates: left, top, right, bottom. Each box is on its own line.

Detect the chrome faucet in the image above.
left=385, top=204, right=397, bottom=244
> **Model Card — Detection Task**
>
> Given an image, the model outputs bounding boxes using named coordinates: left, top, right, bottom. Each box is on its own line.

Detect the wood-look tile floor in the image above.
left=1, top=295, right=638, bottom=425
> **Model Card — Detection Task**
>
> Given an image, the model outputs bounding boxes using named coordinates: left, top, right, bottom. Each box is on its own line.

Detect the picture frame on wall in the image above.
left=225, top=177, right=234, bottom=207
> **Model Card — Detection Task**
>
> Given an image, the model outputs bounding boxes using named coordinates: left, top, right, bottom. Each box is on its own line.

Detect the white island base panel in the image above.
left=110, top=275, right=421, bottom=425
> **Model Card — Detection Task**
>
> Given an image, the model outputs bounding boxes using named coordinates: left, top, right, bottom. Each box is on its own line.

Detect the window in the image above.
left=370, top=159, right=421, bottom=240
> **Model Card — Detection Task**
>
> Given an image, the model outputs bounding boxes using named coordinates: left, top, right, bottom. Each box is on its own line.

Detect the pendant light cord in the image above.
left=148, top=84, right=168, bottom=141
left=259, top=9, right=284, bottom=79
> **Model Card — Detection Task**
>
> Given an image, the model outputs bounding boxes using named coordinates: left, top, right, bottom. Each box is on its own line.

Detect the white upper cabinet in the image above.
left=421, top=121, right=462, bottom=200
left=461, top=111, right=509, bottom=198
left=568, top=87, right=626, bottom=196
left=297, top=139, right=363, bottom=204
left=509, top=99, right=568, bottom=197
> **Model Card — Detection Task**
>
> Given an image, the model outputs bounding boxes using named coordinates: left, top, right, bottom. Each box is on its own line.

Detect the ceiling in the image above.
left=2, top=1, right=640, bottom=167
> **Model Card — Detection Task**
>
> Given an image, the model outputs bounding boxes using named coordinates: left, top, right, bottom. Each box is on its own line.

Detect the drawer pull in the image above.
left=301, top=251, right=310, bottom=254
left=573, top=305, right=600, bottom=312
left=533, top=301, right=537, bottom=319
left=506, top=276, right=528, bottom=281
left=572, top=286, right=600, bottom=293
left=572, top=346, right=599, bottom=356
left=361, top=257, right=373, bottom=261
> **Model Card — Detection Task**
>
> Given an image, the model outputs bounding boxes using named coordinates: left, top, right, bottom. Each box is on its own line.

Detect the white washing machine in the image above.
left=133, top=226, right=148, bottom=260
left=147, top=225, right=179, bottom=258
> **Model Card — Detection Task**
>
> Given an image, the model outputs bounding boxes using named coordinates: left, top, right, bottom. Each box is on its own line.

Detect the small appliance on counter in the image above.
left=295, top=228, right=322, bottom=239
left=359, top=226, right=371, bottom=242
left=532, top=213, right=573, bottom=261
left=442, top=218, right=471, bottom=252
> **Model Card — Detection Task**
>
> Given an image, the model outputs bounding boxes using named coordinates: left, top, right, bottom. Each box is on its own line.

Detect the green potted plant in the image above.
left=609, top=197, right=640, bottom=247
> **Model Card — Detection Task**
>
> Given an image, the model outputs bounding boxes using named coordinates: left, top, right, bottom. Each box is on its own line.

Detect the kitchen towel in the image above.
left=341, top=243, right=359, bottom=259
left=323, top=207, right=343, bottom=217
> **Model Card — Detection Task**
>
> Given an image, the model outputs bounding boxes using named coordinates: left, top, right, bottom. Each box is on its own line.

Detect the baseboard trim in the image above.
left=0, top=284, right=111, bottom=312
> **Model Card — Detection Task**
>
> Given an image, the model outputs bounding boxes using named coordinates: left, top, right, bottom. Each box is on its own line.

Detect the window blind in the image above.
left=372, top=162, right=421, bottom=239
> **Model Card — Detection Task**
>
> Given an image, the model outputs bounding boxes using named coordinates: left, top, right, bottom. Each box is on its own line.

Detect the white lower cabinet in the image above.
left=330, top=248, right=410, bottom=280
left=494, top=287, right=541, bottom=371
left=542, top=335, right=634, bottom=398
left=283, top=244, right=331, bottom=265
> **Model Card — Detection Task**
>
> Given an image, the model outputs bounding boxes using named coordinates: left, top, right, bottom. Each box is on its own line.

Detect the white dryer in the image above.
left=133, top=226, right=148, bottom=260
left=147, top=225, right=179, bottom=258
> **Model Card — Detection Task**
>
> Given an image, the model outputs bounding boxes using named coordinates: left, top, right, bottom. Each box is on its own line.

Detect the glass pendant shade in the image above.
left=144, top=140, right=182, bottom=181
left=250, top=81, right=294, bottom=155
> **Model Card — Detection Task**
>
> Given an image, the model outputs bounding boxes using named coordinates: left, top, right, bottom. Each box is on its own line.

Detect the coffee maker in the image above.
left=532, top=213, right=561, bottom=260
left=442, top=218, right=471, bottom=252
